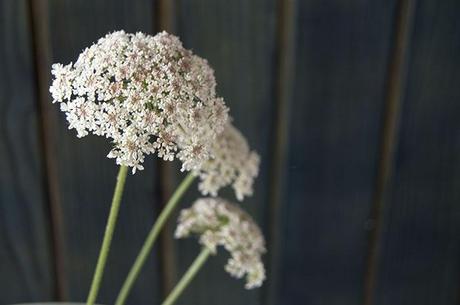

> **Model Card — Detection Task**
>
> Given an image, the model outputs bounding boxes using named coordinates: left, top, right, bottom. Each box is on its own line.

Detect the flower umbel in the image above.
left=50, top=31, right=228, bottom=173
left=175, top=197, right=266, bottom=289
left=196, top=122, right=260, bottom=201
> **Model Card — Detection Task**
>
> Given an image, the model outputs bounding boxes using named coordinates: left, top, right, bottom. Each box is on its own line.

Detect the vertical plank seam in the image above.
left=362, top=1, right=417, bottom=304
left=26, top=0, right=68, bottom=300
left=263, top=0, right=297, bottom=304
left=155, top=160, right=177, bottom=296
left=155, top=0, right=176, bottom=34
left=154, top=0, right=178, bottom=297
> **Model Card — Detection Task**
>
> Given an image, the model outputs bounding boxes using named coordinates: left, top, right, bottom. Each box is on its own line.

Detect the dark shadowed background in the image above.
left=1, top=0, right=460, bottom=305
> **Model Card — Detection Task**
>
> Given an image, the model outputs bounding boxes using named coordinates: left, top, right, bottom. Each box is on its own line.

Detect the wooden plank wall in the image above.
left=374, top=1, right=460, bottom=304
left=0, top=0, right=54, bottom=303
left=276, top=1, right=397, bottom=305
left=1, top=1, right=460, bottom=305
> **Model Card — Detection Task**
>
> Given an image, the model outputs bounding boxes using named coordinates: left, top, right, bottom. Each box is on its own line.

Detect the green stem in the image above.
left=87, top=165, right=128, bottom=305
left=115, top=172, right=196, bottom=305
left=162, top=247, right=212, bottom=305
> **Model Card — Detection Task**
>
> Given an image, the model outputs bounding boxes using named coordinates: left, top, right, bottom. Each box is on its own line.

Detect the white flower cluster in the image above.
left=196, top=122, right=260, bottom=201
left=50, top=31, right=228, bottom=173
left=175, top=197, right=266, bottom=289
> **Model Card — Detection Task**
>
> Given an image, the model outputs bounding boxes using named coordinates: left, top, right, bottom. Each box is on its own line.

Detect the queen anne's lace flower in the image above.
left=50, top=31, right=228, bottom=173
left=175, top=197, right=266, bottom=289
left=196, top=122, right=260, bottom=201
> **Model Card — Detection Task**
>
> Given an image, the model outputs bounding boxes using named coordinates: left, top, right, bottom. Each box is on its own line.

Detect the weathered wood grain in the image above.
left=276, top=1, right=397, bottom=305
left=0, top=0, right=54, bottom=302
left=264, top=0, right=296, bottom=303
left=170, top=0, right=278, bottom=304
left=43, top=1, right=162, bottom=304
left=374, top=1, right=460, bottom=304
left=363, top=0, right=415, bottom=304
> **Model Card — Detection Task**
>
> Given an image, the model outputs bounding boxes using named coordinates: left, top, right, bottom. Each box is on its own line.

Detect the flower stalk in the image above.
left=87, top=165, right=128, bottom=305
left=161, top=247, right=212, bottom=305
left=115, top=172, right=196, bottom=305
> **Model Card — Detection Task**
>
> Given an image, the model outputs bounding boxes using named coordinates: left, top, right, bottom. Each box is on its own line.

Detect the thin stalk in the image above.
left=162, top=247, right=212, bottom=305
left=115, top=172, right=196, bottom=305
left=87, top=165, right=129, bottom=305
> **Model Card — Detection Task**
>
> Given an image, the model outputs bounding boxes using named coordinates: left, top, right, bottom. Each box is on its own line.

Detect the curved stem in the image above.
left=162, top=247, right=212, bottom=305
left=115, top=172, right=196, bottom=305
left=87, top=165, right=128, bottom=305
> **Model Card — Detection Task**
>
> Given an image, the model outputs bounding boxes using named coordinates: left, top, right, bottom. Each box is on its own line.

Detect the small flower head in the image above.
left=175, top=197, right=266, bottom=289
left=195, top=122, right=260, bottom=201
left=50, top=31, right=228, bottom=173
